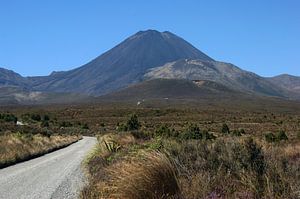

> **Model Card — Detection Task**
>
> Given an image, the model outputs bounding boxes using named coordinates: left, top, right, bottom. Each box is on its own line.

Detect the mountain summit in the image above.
left=29, top=30, right=213, bottom=95
left=1, top=29, right=300, bottom=105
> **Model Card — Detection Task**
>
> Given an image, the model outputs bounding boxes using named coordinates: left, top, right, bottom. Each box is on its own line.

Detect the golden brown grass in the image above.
left=0, top=133, right=81, bottom=168
left=103, top=151, right=181, bottom=199
left=2, top=104, right=300, bottom=198
left=82, top=131, right=300, bottom=198
left=98, top=133, right=136, bottom=153
left=81, top=133, right=181, bottom=199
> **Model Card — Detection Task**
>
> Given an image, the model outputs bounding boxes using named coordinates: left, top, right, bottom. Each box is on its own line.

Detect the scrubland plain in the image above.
left=1, top=102, right=300, bottom=198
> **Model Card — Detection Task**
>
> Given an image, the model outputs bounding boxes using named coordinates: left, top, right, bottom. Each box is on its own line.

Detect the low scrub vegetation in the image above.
left=0, top=132, right=81, bottom=168
left=167, top=138, right=300, bottom=198
left=221, top=123, right=230, bottom=134
left=117, top=114, right=141, bottom=131
left=265, top=130, right=289, bottom=143
left=81, top=113, right=300, bottom=199
left=0, top=113, right=17, bottom=123
left=2, top=105, right=300, bottom=198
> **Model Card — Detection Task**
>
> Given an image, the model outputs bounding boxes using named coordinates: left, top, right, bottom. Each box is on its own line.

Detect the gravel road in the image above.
left=0, top=136, right=97, bottom=199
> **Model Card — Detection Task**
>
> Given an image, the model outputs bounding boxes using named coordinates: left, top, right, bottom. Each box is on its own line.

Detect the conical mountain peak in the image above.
left=28, top=30, right=214, bottom=95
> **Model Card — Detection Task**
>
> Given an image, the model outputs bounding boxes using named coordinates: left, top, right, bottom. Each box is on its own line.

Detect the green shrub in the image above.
left=82, top=123, right=89, bottom=129
left=244, top=138, right=266, bottom=197
left=180, top=125, right=216, bottom=140
left=155, top=125, right=171, bottom=137
left=59, top=121, right=73, bottom=128
left=117, top=123, right=128, bottom=131
left=265, top=131, right=288, bottom=143
left=265, top=132, right=277, bottom=143
left=244, top=138, right=265, bottom=175
left=30, top=114, right=41, bottom=121
left=181, top=124, right=202, bottom=140
left=41, top=120, right=49, bottom=127
left=20, top=113, right=31, bottom=122
left=277, top=130, right=288, bottom=141
left=147, top=137, right=163, bottom=150
left=239, top=128, right=246, bottom=134
left=0, top=113, right=18, bottom=123
left=126, top=114, right=141, bottom=131
left=117, top=115, right=141, bottom=132
left=232, top=130, right=242, bottom=136
left=221, top=123, right=230, bottom=134
left=43, top=115, right=50, bottom=121
left=202, top=130, right=216, bottom=140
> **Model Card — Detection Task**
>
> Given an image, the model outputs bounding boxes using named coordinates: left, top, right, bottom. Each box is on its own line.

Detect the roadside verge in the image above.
left=0, top=134, right=82, bottom=169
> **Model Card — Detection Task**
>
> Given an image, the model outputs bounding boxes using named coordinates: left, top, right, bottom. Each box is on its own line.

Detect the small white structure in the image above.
left=137, top=101, right=141, bottom=106
left=16, top=121, right=25, bottom=126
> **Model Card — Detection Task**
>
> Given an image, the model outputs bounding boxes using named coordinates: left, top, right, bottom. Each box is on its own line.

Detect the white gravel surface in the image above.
left=0, top=136, right=97, bottom=199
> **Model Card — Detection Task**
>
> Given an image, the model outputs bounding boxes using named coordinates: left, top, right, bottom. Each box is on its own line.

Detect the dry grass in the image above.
left=0, top=133, right=81, bottom=168
left=98, top=133, right=136, bottom=154
left=4, top=105, right=299, bottom=198
left=163, top=138, right=300, bottom=199
left=103, top=151, right=181, bottom=199
left=81, top=134, right=181, bottom=199
left=82, top=129, right=300, bottom=198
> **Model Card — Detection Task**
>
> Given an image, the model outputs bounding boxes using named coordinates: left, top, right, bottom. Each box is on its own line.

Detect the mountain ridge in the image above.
left=0, top=29, right=300, bottom=105
left=0, top=67, right=30, bottom=88
left=144, top=59, right=292, bottom=98
left=27, top=30, right=213, bottom=95
left=0, top=86, right=94, bottom=106
left=98, top=78, right=240, bottom=101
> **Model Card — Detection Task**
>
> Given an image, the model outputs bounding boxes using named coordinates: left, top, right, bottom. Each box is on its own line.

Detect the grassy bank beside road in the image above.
left=81, top=133, right=182, bottom=199
left=0, top=133, right=82, bottom=168
left=81, top=114, right=300, bottom=199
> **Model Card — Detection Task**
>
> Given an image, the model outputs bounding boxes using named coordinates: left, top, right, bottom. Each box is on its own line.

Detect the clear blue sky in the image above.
left=1, top=0, right=299, bottom=77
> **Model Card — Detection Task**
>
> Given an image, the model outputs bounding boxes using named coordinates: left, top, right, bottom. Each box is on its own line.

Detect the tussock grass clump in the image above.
left=81, top=133, right=181, bottom=199
left=98, top=133, right=136, bottom=155
left=104, top=151, right=181, bottom=199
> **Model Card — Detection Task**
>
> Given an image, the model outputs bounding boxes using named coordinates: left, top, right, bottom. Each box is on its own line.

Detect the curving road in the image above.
left=0, top=136, right=97, bottom=199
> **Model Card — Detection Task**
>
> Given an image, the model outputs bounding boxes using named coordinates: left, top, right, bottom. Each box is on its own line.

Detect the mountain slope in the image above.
left=268, top=74, right=300, bottom=93
left=99, top=78, right=300, bottom=111
left=144, top=59, right=289, bottom=98
left=0, top=68, right=30, bottom=88
left=0, top=30, right=299, bottom=102
left=0, top=86, right=93, bottom=106
left=29, top=30, right=213, bottom=95
left=99, top=78, right=241, bottom=101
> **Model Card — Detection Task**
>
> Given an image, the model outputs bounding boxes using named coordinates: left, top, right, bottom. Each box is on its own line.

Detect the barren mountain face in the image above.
left=0, top=68, right=30, bottom=88
left=0, top=30, right=300, bottom=104
left=28, top=30, right=213, bottom=96
left=144, top=59, right=288, bottom=98
left=268, top=74, right=300, bottom=92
